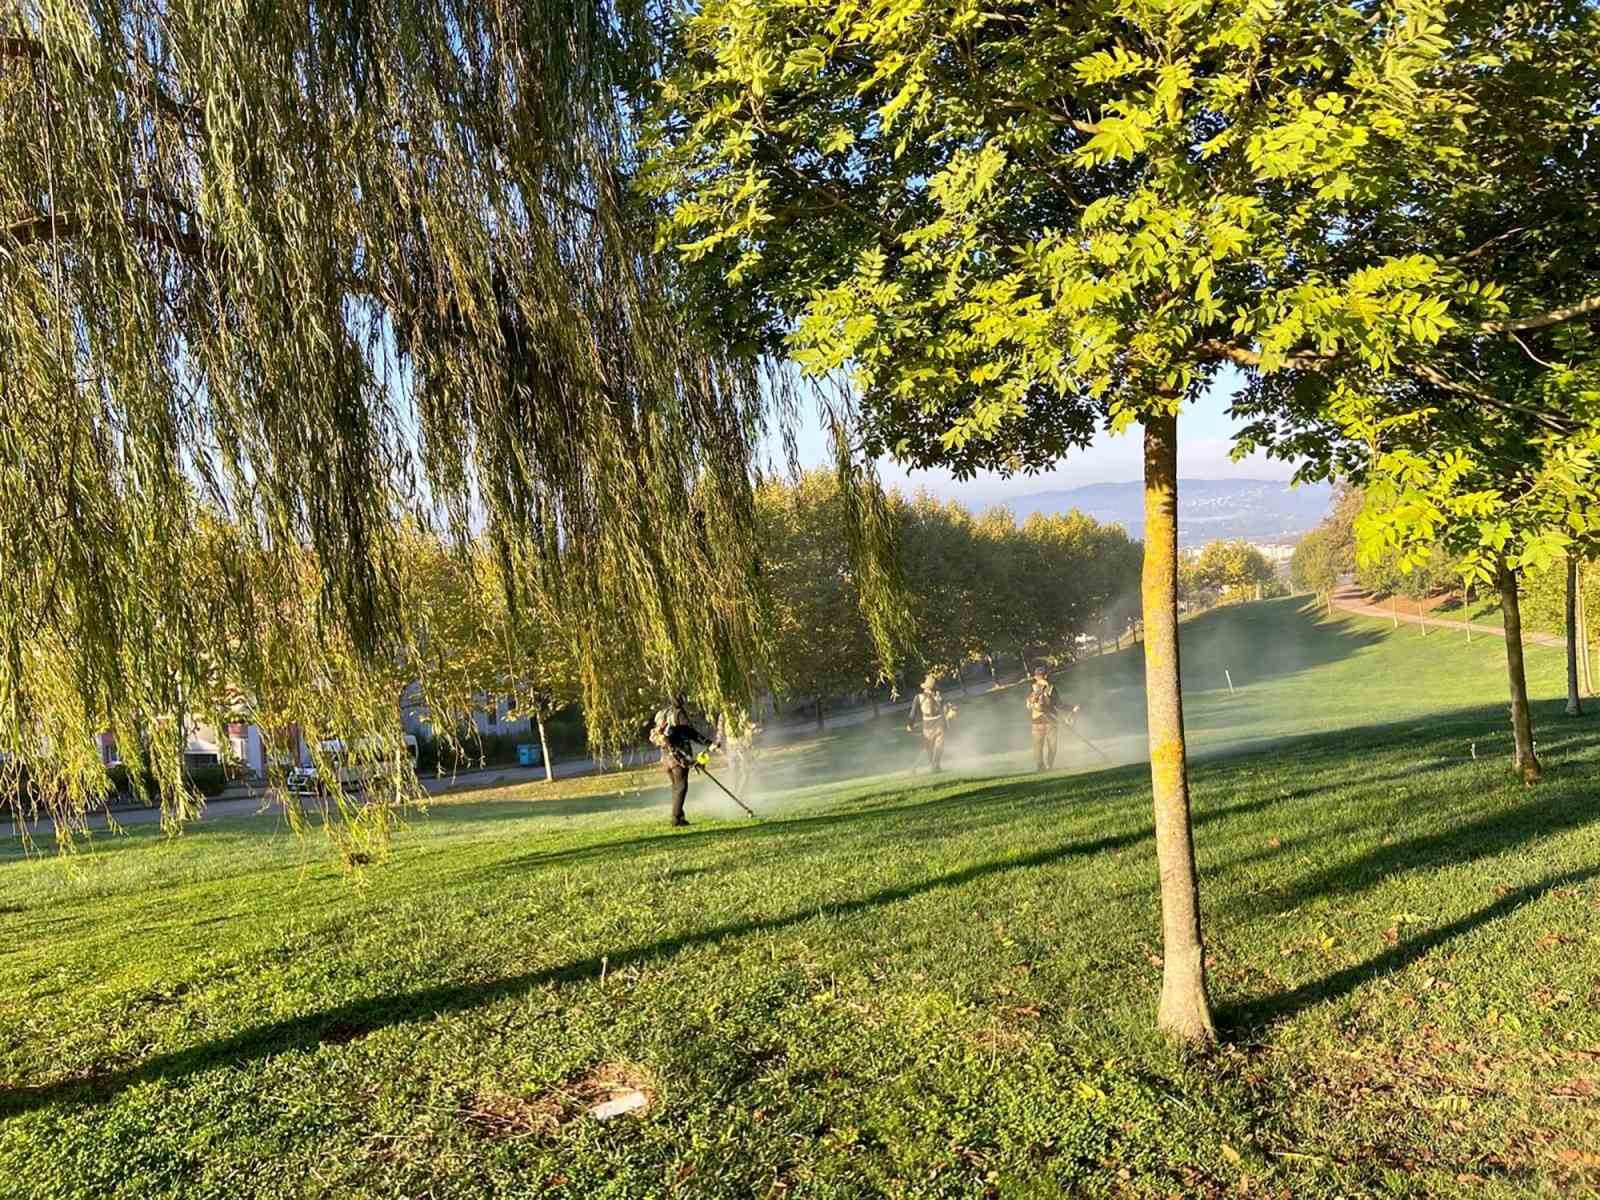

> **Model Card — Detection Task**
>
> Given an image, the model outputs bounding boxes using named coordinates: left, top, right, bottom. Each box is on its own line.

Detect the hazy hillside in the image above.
left=1006, top=477, right=1333, bottom=546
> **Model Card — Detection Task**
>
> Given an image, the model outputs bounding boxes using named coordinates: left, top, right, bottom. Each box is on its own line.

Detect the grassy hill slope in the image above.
left=1, top=601, right=1596, bottom=1199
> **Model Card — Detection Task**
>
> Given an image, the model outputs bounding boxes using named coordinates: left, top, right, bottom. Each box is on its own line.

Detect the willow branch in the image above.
left=0, top=34, right=44, bottom=63
left=4, top=202, right=217, bottom=262
left=1, top=31, right=203, bottom=131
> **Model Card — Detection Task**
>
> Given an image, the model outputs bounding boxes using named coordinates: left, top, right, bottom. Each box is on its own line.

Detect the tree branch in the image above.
left=4, top=204, right=218, bottom=263
left=992, top=98, right=1099, bottom=136
left=1194, top=338, right=1576, bottom=434
left=1479, top=295, right=1600, bottom=334
left=1404, top=363, right=1574, bottom=433
left=1193, top=339, right=1335, bottom=371
left=1449, top=226, right=1525, bottom=264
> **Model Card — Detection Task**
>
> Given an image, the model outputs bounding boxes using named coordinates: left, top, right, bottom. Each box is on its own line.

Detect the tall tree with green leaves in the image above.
left=1190, top=539, right=1278, bottom=605
left=1289, top=527, right=1343, bottom=609
left=755, top=470, right=885, bottom=725
left=1235, top=0, right=1600, bottom=782
left=646, top=0, right=1497, bottom=1042
left=894, top=491, right=987, bottom=685
left=1347, top=416, right=1598, bottom=781
left=0, top=1, right=914, bottom=839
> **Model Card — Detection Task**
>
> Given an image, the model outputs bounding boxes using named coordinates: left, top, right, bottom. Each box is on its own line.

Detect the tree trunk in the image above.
left=536, top=712, right=554, bottom=784
left=1581, top=561, right=1594, bottom=697
left=1498, top=558, right=1542, bottom=783
left=815, top=695, right=824, bottom=730
left=871, top=694, right=880, bottom=719
left=1566, top=554, right=1583, bottom=716
left=1140, top=412, right=1216, bottom=1045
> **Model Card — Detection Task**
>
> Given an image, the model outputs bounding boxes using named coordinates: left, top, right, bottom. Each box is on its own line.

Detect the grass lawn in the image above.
left=2, top=600, right=1597, bottom=1199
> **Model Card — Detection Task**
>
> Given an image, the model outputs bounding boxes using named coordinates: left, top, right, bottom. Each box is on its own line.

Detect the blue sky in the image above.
left=788, top=367, right=1300, bottom=505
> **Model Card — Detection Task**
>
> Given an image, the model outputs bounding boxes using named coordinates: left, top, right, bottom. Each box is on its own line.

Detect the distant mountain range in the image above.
left=1005, top=478, right=1333, bottom=547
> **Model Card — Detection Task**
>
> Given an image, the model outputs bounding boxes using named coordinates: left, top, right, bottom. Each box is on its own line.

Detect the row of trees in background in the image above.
left=758, top=473, right=1141, bottom=724
left=1180, top=541, right=1284, bottom=610
left=399, top=475, right=1142, bottom=768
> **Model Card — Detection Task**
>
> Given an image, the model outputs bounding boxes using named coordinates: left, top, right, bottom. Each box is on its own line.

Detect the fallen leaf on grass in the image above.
left=1549, top=1078, right=1596, bottom=1100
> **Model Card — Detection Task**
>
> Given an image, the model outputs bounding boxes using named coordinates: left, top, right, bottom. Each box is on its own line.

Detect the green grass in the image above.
left=3, top=600, right=1598, bottom=1199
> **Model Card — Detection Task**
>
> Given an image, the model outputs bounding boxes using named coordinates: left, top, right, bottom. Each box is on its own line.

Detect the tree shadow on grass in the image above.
left=1234, top=787, right=1600, bottom=919
left=0, top=757, right=1537, bottom=1120
left=1076, top=598, right=1389, bottom=699
left=1221, top=864, right=1600, bottom=1036
left=7, top=695, right=1595, bottom=1114
left=0, top=826, right=1148, bottom=1121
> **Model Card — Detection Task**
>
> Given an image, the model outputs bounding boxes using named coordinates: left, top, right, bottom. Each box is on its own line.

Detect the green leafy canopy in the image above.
left=0, top=0, right=822, bottom=842
left=644, top=0, right=1492, bottom=465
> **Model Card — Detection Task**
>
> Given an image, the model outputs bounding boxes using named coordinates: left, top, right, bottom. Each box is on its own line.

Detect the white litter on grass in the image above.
left=588, top=1089, right=650, bottom=1121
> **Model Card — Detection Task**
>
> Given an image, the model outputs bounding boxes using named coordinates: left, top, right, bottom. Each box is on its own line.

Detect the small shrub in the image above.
left=184, top=765, right=229, bottom=797
left=105, top=762, right=229, bottom=799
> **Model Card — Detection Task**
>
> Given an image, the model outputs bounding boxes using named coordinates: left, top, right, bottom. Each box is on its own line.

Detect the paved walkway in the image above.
left=1330, top=587, right=1566, bottom=648
left=3, top=756, right=602, bottom=838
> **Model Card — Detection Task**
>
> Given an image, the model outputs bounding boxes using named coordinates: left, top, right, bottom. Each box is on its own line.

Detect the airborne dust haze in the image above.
left=670, top=596, right=1356, bottom=822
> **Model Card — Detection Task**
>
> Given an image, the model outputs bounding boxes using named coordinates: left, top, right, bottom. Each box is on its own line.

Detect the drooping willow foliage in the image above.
left=0, top=0, right=903, bottom=846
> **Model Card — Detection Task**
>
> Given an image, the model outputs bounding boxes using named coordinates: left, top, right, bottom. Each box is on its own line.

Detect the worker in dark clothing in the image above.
left=1025, top=667, right=1080, bottom=771
left=650, top=692, right=714, bottom=827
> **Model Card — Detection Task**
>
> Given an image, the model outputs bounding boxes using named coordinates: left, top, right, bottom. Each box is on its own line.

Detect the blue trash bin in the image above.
left=517, top=743, right=535, bottom=766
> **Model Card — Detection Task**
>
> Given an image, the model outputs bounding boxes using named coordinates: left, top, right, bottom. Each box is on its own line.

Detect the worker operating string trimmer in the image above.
left=690, top=753, right=758, bottom=818
left=649, top=692, right=758, bottom=825
left=1025, top=666, right=1111, bottom=769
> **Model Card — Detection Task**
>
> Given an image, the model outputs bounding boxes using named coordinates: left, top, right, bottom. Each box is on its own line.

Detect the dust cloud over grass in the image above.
left=397, top=598, right=1563, bottom=829
left=715, top=597, right=1561, bottom=810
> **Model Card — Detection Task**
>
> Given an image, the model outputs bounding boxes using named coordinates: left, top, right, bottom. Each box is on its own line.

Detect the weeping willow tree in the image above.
left=0, top=1, right=900, bottom=847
